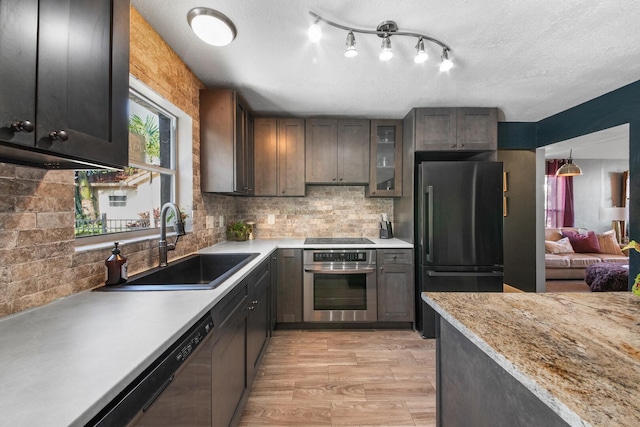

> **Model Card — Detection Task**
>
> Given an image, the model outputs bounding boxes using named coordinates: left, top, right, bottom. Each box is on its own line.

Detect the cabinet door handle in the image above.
left=10, top=120, right=34, bottom=133
left=48, top=130, right=69, bottom=141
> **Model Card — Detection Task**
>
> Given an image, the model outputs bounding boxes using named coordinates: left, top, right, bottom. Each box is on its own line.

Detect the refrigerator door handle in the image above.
left=426, top=271, right=504, bottom=277
left=425, top=185, right=433, bottom=263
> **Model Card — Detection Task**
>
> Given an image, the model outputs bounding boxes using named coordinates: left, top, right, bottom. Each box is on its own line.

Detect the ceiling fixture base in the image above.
left=376, top=21, right=398, bottom=36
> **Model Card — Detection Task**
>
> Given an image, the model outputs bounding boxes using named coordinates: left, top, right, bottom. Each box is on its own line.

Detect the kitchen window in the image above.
left=75, top=76, right=193, bottom=245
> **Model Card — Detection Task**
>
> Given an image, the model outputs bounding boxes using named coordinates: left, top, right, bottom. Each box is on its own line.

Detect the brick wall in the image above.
left=0, top=6, right=233, bottom=317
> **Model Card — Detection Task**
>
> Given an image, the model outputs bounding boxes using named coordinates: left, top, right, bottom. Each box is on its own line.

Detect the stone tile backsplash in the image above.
left=236, top=186, right=393, bottom=239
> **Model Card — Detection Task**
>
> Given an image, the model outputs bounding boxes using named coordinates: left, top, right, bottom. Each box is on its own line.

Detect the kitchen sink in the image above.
left=96, top=253, right=259, bottom=291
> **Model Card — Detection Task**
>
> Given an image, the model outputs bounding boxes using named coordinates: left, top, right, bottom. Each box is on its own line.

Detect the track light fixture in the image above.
left=308, top=11, right=453, bottom=70
left=439, top=48, right=453, bottom=72
left=345, top=31, right=358, bottom=57
left=308, top=18, right=322, bottom=43
left=379, top=34, right=393, bottom=61
left=414, top=37, right=429, bottom=63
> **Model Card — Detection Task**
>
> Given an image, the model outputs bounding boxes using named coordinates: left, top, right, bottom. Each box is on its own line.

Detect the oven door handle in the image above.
left=304, top=266, right=376, bottom=274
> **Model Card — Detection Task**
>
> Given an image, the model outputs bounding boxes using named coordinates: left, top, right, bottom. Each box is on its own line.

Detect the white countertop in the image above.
left=0, top=238, right=411, bottom=427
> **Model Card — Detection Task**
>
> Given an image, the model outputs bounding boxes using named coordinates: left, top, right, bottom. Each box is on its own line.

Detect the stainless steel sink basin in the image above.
left=96, top=253, right=259, bottom=291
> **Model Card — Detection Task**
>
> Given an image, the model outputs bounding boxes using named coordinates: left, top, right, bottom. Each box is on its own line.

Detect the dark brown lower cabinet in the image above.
left=211, top=283, right=247, bottom=427
left=377, top=249, right=415, bottom=323
left=276, top=249, right=303, bottom=323
left=247, top=260, right=271, bottom=385
left=211, top=256, right=272, bottom=427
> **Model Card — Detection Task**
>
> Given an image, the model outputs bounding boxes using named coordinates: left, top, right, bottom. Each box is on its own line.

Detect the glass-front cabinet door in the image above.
left=367, top=120, right=403, bottom=197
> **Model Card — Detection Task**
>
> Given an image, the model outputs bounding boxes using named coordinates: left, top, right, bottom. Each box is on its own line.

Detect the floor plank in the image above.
left=239, top=329, right=436, bottom=427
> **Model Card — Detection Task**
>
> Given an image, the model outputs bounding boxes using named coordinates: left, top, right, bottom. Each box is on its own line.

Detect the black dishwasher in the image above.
left=86, top=312, right=214, bottom=427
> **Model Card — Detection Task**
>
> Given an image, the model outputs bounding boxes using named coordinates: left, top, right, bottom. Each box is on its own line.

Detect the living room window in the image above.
left=545, top=160, right=575, bottom=228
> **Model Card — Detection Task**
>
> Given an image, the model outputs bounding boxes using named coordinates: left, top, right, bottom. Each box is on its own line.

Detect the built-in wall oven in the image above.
left=303, top=248, right=377, bottom=322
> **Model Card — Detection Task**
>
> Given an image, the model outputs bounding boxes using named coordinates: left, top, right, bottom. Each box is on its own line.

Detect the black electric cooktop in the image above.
left=304, top=237, right=374, bottom=245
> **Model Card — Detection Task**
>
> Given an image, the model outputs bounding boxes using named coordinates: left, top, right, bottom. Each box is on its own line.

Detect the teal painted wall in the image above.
left=498, top=79, right=640, bottom=290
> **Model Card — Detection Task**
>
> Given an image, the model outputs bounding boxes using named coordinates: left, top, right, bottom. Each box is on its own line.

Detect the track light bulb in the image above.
left=439, top=48, right=453, bottom=71
left=414, top=38, right=428, bottom=63
left=379, top=35, right=393, bottom=61
left=308, top=21, right=322, bottom=42
left=344, top=31, right=358, bottom=57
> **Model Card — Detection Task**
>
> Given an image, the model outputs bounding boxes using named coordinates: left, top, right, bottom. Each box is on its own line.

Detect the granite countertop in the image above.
left=0, top=237, right=412, bottom=427
left=423, top=292, right=640, bottom=427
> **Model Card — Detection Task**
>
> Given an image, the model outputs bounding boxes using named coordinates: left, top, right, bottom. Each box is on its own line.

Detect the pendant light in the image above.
left=187, top=7, right=237, bottom=46
left=556, top=150, right=583, bottom=177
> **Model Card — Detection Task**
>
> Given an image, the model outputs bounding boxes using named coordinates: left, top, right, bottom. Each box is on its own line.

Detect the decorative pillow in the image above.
left=545, top=237, right=575, bottom=254
left=597, top=230, right=624, bottom=255
left=562, top=230, right=601, bottom=253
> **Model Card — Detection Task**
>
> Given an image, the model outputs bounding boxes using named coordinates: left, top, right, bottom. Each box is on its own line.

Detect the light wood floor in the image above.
left=239, top=329, right=436, bottom=426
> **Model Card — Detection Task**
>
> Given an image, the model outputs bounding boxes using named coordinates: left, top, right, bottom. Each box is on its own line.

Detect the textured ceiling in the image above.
left=131, top=0, right=640, bottom=123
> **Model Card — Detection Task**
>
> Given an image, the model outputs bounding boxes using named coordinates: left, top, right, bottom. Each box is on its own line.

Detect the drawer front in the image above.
left=212, top=282, right=248, bottom=331
left=379, top=249, right=413, bottom=265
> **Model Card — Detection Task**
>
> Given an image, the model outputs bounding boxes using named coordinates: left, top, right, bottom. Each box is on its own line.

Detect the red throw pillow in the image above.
left=562, top=230, right=601, bottom=253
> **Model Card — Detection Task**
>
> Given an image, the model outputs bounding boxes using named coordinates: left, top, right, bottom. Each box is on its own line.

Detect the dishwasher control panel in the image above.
left=175, top=318, right=213, bottom=363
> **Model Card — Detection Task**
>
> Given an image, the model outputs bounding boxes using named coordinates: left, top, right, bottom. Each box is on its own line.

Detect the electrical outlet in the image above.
left=267, top=214, right=275, bottom=225
left=219, top=215, right=224, bottom=228
left=205, top=216, right=214, bottom=229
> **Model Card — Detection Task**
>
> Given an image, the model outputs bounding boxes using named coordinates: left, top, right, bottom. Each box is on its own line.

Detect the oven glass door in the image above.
left=304, top=268, right=377, bottom=322
left=313, top=272, right=367, bottom=310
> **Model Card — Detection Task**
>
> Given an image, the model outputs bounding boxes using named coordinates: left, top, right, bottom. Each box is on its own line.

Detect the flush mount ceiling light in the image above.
left=308, top=11, right=453, bottom=70
left=556, top=150, right=583, bottom=177
left=187, top=7, right=237, bottom=46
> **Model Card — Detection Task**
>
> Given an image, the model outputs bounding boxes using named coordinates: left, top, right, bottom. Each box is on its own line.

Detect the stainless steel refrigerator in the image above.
left=418, top=161, right=504, bottom=338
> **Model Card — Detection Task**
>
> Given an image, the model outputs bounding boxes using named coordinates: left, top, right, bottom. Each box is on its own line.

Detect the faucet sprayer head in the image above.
left=174, top=220, right=186, bottom=236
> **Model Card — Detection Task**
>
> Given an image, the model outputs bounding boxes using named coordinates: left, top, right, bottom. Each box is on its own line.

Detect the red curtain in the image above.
left=546, top=160, right=575, bottom=227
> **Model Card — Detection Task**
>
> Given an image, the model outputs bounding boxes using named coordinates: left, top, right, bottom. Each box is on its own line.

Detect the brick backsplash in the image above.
left=236, top=186, right=393, bottom=239
left=0, top=7, right=223, bottom=318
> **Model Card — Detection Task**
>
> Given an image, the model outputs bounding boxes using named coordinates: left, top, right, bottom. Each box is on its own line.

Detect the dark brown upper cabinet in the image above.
left=0, top=0, right=130, bottom=169
left=367, top=120, right=403, bottom=197
left=200, top=89, right=254, bottom=195
left=254, top=118, right=305, bottom=196
left=415, top=108, right=497, bottom=152
left=305, top=118, right=370, bottom=184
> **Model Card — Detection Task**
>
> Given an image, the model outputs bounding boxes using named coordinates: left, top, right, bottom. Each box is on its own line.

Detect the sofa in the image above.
left=545, top=228, right=628, bottom=280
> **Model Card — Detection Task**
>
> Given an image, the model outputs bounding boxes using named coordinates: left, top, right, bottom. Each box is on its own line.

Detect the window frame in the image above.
left=75, top=75, right=193, bottom=251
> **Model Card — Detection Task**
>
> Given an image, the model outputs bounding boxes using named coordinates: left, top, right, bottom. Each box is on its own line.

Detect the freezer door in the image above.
left=418, top=161, right=503, bottom=267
